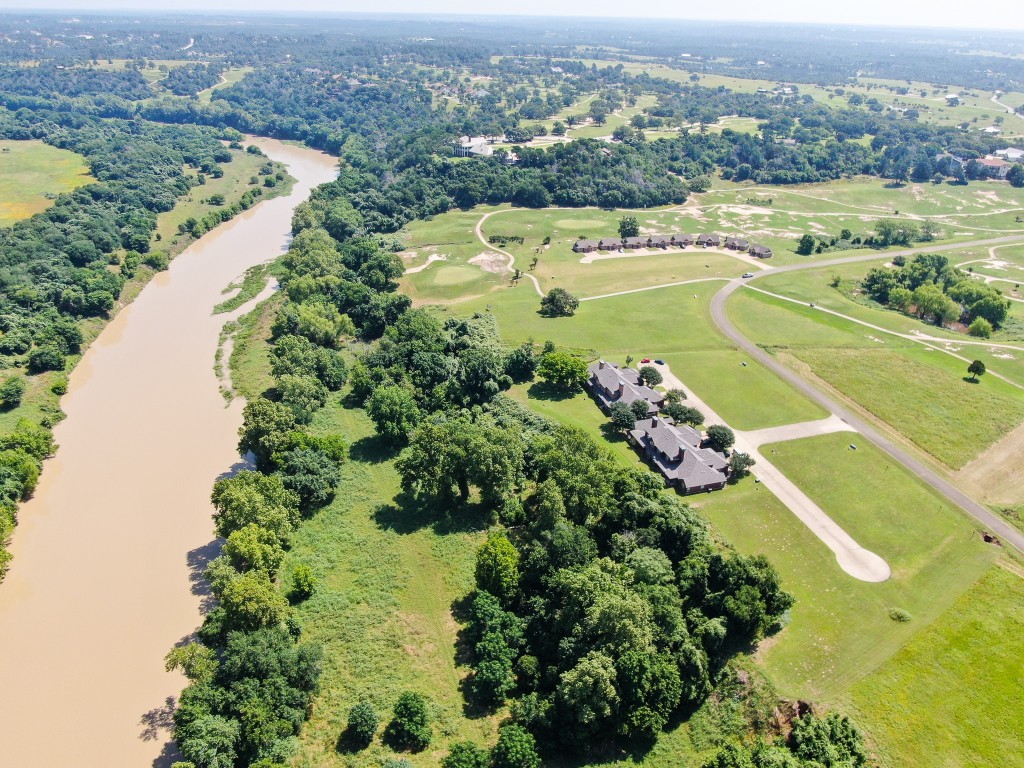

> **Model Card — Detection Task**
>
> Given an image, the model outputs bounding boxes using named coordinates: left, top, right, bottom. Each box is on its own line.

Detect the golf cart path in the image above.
left=474, top=210, right=543, bottom=296
left=651, top=363, right=891, bottom=582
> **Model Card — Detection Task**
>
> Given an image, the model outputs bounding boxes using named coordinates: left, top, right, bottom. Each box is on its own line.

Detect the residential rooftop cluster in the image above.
left=573, top=233, right=773, bottom=258
left=586, top=360, right=730, bottom=493
left=935, top=146, right=1023, bottom=180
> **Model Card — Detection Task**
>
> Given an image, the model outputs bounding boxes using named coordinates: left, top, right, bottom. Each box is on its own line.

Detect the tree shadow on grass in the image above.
left=527, top=381, right=577, bottom=402
left=962, top=376, right=981, bottom=384
left=349, top=433, right=400, bottom=464
left=373, top=494, right=490, bottom=537
left=599, top=423, right=628, bottom=444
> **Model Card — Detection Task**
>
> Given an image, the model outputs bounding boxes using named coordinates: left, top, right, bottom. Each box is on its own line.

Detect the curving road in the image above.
left=709, top=235, right=1024, bottom=554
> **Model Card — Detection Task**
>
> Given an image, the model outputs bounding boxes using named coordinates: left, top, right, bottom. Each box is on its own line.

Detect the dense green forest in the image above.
left=0, top=10, right=1019, bottom=766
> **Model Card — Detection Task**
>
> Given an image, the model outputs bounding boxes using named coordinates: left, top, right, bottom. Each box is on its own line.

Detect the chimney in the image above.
left=598, top=360, right=605, bottom=370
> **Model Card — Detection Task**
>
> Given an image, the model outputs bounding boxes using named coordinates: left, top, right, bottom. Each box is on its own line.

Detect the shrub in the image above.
left=143, top=250, right=170, bottom=271
left=290, top=563, right=317, bottom=602
left=0, top=377, right=26, bottom=409
left=27, top=346, right=65, bottom=374
left=345, top=701, right=379, bottom=749
left=491, top=725, right=541, bottom=768
left=968, top=317, right=993, bottom=338
left=442, top=742, right=490, bottom=768
left=384, top=692, right=431, bottom=751
left=889, top=607, right=912, bottom=623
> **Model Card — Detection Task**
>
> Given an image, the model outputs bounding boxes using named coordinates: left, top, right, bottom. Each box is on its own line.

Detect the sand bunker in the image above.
left=469, top=251, right=510, bottom=273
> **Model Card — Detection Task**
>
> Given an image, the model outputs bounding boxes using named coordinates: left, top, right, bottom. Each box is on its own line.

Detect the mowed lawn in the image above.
left=451, top=280, right=826, bottom=429
left=844, top=564, right=1024, bottom=768
left=729, top=289, right=1024, bottom=467
left=700, top=432, right=996, bottom=702
left=791, top=345, right=1024, bottom=469
left=0, top=139, right=94, bottom=225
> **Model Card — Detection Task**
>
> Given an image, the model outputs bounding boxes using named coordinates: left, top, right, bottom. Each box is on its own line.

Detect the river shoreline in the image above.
left=0, top=138, right=337, bottom=767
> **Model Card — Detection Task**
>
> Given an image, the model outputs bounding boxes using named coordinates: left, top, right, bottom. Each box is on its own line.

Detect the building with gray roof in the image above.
left=629, top=416, right=729, bottom=493
left=587, top=360, right=665, bottom=415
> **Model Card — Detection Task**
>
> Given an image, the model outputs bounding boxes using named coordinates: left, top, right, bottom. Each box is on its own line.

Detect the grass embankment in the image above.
left=0, top=139, right=95, bottom=226
left=228, top=298, right=499, bottom=767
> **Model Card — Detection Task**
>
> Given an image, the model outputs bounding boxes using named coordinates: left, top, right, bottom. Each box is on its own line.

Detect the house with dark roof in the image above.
left=629, top=416, right=729, bottom=493
left=749, top=244, right=773, bottom=258
left=649, top=235, right=671, bottom=249
left=726, top=236, right=750, bottom=250
left=697, top=233, right=721, bottom=247
left=586, top=360, right=665, bottom=415
left=623, top=236, right=648, bottom=249
left=573, top=239, right=599, bottom=253
left=598, top=237, right=622, bottom=250
left=672, top=234, right=696, bottom=246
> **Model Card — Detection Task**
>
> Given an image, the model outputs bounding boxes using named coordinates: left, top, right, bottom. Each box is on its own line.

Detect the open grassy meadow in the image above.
left=844, top=564, right=1024, bottom=768
left=728, top=286, right=1024, bottom=469
left=0, top=139, right=95, bottom=226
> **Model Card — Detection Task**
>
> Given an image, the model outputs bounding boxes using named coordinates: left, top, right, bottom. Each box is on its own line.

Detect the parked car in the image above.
left=640, top=358, right=651, bottom=363
left=742, top=272, right=754, bottom=278
left=654, top=359, right=665, bottom=365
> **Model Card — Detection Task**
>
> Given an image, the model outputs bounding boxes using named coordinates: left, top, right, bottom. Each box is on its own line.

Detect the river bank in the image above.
left=0, top=138, right=337, bottom=767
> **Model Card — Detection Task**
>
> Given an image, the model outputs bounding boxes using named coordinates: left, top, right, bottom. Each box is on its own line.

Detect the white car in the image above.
left=741, top=272, right=754, bottom=278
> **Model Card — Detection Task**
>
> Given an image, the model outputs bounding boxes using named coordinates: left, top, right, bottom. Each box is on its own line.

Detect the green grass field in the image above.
left=198, top=67, right=253, bottom=103
left=0, top=139, right=94, bottom=225
left=730, top=289, right=1024, bottom=468
left=844, top=564, right=1024, bottom=767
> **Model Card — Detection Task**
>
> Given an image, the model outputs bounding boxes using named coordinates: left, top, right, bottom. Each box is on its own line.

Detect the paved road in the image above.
left=652, top=364, right=890, bottom=582
left=709, top=235, right=1024, bottom=554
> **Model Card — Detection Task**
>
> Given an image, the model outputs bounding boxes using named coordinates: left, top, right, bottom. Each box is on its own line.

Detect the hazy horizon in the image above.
left=2, top=2, right=1023, bottom=34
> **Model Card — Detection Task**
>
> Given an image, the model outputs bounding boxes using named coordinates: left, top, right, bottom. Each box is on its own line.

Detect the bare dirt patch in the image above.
left=469, top=251, right=510, bottom=273
left=955, top=418, right=1024, bottom=505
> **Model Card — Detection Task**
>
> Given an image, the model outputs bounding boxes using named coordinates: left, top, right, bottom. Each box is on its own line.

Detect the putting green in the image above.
left=432, top=266, right=481, bottom=286
left=555, top=218, right=607, bottom=230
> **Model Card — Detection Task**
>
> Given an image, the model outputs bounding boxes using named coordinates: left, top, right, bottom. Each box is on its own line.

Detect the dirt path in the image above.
left=0, top=139, right=338, bottom=767
left=651, top=364, right=890, bottom=582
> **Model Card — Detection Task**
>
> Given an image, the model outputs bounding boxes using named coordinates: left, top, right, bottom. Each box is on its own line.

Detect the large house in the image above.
left=587, top=360, right=665, bottom=415
left=978, top=157, right=1012, bottom=179
left=629, top=416, right=729, bottom=493
left=454, top=136, right=495, bottom=157
left=995, top=147, right=1024, bottom=162
left=749, top=244, right=773, bottom=258
left=697, top=233, right=722, bottom=247
left=726, top=236, right=750, bottom=250
left=573, top=240, right=599, bottom=253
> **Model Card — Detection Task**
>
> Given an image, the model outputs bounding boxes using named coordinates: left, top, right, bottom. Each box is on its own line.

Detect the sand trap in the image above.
left=404, top=253, right=447, bottom=274
left=469, top=251, right=510, bottom=273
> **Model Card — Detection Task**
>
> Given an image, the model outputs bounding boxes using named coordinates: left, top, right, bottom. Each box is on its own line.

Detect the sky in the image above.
left=4, top=0, right=1024, bottom=32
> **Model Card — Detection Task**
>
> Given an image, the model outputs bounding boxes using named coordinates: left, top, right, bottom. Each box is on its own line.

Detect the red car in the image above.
left=640, top=358, right=651, bottom=363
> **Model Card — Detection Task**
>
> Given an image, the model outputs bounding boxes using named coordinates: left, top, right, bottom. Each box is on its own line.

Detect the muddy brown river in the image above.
left=0, top=138, right=336, bottom=766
